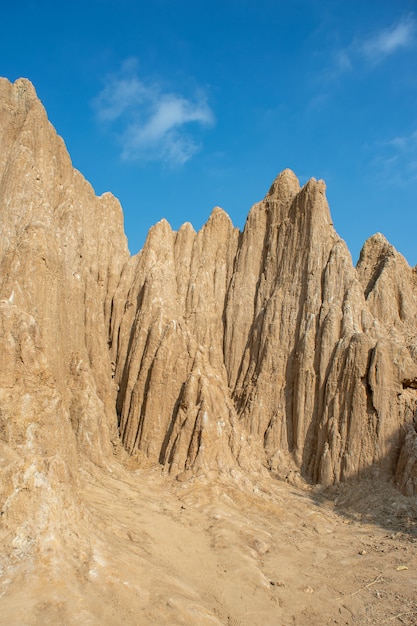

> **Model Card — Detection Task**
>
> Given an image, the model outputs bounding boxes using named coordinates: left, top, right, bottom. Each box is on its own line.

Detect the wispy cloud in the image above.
left=93, top=59, right=215, bottom=166
left=386, top=130, right=417, bottom=152
left=324, top=14, right=416, bottom=81
left=360, top=14, right=416, bottom=64
left=372, top=129, right=417, bottom=184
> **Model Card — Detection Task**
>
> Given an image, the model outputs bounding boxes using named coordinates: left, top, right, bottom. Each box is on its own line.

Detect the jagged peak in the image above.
left=363, top=231, right=392, bottom=248
left=0, top=77, right=39, bottom=112
left=266, top=168, right=300, bottom=201
left=302, top=177, right=326, bottom=194
left=0, top=76, right=35, bottom=93
left=175, top=221, right=197, bottom=250
left=297, top=177, right=328, bottom=204
left=177, top=221, right=196, bottom=236
left=206, top=206, right=234, bottom=228
left=142, top=217, right=175, bottom=250
left=358, top=232, right=398, bottom=268
left=3, top=73, right=417, bottom=626
left=13, top=77, right=37, bottom=95
left=210, top=205, right=227, bottom=216
left=356, top=232, right=415, bottom=309
left=287, top=175, right=332, bottom=228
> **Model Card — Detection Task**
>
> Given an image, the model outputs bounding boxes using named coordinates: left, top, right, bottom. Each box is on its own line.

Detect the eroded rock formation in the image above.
left=1, top=76, right=417, bottom=505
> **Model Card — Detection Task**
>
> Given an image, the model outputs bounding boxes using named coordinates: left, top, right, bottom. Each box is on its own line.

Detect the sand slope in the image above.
left=1, top=462, right=416, bottom=626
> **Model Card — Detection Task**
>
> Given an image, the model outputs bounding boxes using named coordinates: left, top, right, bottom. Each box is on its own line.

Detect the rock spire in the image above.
left=1, top=76, right=416, bottom=500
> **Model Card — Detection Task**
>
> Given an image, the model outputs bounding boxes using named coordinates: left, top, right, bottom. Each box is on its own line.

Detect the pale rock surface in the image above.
left=111, top=169, right=417, bottom=490
left=0, top=77, right=129, bottom=576
left=0, top=77, right=129, bottom=467
left=2, top=76, right=417, bottom=496
left=1, top=76, right=417, bottom=625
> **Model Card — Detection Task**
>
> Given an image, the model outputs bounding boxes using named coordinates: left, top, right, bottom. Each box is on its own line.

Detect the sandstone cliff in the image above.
left=110, top=170, right=417, bottom=492
left=1, top=76, right=417, bottom=509
left=0, top=78, right=130, bottom=558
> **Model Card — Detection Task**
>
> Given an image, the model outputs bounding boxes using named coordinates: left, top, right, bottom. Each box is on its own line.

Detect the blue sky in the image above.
left=1, top=0, right=417, bottom=265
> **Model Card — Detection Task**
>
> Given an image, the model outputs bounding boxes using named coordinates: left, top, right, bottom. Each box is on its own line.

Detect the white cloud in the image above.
left=324, top=14, right=416, bottom=81
left=360, top=14, right=416, bottom=64
left=93, top=59, right=214, bottom=166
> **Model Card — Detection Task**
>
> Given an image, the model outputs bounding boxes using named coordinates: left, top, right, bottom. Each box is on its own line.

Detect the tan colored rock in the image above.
left=0, top=299, right=79, bottom=565
left=1, top=76, right=417, bottom=500
left=395, top=423, right=417, bottom=495
left=111, top=164, right=417, bottom=492
left=0, top=77, right=130, bottom=466
left=3, top=75, right=417, bottom=626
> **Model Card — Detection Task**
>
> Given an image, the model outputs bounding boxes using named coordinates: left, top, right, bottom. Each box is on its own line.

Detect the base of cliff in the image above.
left=1, top=461, right=416, bottom=626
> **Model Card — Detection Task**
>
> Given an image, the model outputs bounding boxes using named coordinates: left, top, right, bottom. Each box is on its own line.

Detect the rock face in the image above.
left=1, top=76, right=417, bottom=502
left=0, top=77, right=129, bottom=550
left=111, top=172, right=417, bottom=489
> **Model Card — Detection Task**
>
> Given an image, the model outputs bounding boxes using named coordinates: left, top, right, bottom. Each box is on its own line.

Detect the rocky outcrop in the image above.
left=111, top=169, right=417, bottom=488
left=0, top=299, right=80, bottom=562
left=0, top=77, right=129, bottom=465
left=0, top=77, right=130, bottom=546
left=1, top=76, right=417, bottom=497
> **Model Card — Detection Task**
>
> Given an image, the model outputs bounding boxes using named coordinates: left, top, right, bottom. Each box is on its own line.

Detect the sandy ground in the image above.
left=1, top=462, right=416, bottom=626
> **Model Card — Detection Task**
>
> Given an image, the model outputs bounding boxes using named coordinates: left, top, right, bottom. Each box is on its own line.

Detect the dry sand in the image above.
left=0, top=463, right=416, bottom=625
